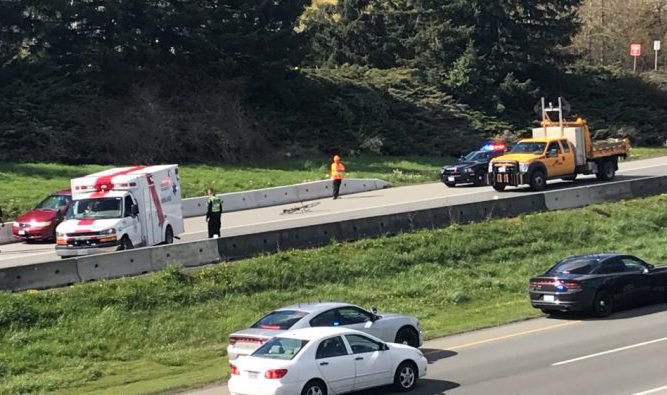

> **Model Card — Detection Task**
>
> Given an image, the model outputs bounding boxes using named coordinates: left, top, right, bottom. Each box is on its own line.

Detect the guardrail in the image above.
left=2, top=175, right=667, bottom=291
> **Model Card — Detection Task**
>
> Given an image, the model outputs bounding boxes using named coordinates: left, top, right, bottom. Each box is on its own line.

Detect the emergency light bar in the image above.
left=74, top=182, right=137, bottom=191
left=481, top=142, right=508, bottom=152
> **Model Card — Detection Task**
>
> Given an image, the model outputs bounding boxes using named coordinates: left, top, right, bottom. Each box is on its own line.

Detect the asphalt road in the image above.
left=2, top=156, right=667, bottom=269
left=184, top=303, right=667, bottom=395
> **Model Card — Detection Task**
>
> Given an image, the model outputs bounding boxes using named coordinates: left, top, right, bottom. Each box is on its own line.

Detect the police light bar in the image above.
left=481, top=142, right=508, bottom=152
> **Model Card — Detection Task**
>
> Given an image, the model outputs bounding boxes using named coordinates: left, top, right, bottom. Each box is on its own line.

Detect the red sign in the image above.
left=630, top=43, right=642, bottom=57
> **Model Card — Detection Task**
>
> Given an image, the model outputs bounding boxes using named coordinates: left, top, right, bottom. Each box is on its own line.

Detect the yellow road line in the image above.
left=424, top=320, right=581, bottom=355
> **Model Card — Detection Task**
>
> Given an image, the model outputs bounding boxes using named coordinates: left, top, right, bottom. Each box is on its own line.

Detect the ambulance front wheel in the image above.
left=117, top=235, right=134, bottom=251
left=165, top=226, right=174, bottom=244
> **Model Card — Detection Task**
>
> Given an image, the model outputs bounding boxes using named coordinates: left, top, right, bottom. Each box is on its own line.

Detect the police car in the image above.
left=441, top=143, right=508, bottom=187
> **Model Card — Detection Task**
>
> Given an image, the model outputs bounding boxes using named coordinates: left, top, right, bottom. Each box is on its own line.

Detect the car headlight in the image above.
left=465, top=168, right=474, bottom=173
left=30, top=221, right=52, bottom=227
left=56, top=232, right=66, bottom=238
left=101, top=229, right=116, bottom=235
left=519, top=162, right=529, bottom=173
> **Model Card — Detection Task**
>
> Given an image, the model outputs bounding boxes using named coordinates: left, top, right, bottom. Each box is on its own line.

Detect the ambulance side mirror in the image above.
left=131, top=204, right=139, bottom=216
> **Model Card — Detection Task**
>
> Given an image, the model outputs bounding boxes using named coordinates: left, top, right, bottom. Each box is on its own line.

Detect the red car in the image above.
left=12, top=190, right=72, bottom=242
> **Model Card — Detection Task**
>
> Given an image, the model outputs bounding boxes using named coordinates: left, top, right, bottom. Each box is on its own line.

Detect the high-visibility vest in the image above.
left=209, top=196, right=222, bottom=213
left=331, top=163, right=345, bottom=180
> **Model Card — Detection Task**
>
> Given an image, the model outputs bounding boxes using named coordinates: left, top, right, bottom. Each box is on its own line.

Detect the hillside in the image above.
left=0, top=1, right=666, bottom=165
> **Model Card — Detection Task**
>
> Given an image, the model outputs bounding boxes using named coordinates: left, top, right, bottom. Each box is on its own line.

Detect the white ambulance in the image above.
left=55, top=165, right=184, bottom=257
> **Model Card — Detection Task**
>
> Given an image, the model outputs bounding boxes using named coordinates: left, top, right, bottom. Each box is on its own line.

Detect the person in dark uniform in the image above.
left=206, top=188, right=222, bottom=238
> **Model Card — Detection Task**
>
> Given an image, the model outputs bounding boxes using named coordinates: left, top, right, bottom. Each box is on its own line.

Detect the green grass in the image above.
left=2, top=146, right=666, bottom=220
left=629, top=146, right=667, bottom=161
left=2, top=194, right=667, bottom=394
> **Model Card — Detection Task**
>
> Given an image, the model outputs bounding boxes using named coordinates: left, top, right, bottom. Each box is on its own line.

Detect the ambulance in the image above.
left=55, top=165, right=184, bottom=257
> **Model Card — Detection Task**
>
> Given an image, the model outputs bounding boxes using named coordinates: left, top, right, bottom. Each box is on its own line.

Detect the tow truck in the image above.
left=489, top=98, right=630, bottom=191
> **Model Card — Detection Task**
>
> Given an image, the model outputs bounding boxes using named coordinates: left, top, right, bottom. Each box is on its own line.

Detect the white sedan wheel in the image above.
left=399, top=364, right=416, bottom=388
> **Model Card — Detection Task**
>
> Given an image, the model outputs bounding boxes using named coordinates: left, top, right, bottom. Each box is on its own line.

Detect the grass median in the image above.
left=2, top=194, right=667, bottom=394
left=2, top=146, right=666, bottom=219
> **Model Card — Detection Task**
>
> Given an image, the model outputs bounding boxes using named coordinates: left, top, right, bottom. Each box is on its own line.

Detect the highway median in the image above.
left=1, top=194, right=667, bottom=394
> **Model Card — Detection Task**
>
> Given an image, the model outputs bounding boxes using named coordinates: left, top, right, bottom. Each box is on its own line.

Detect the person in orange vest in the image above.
left=330, top=155, right=345, bottom=199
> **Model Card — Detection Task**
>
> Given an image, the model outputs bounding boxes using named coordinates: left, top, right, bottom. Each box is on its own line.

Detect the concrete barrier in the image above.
left=544, top=187, right=593, bottom=211
left=76, top=249, right=153, bottom=282
left=630, top=175, right=667, bottom=198
left=0, top=259, right=79, bottom=291
left=181, top=179, right=390, bottom=217
left=0, top=222, right=16, bottom=244
left=588, top=181, right=635, bottom=204
left=149, top=239, right=220, bottom=270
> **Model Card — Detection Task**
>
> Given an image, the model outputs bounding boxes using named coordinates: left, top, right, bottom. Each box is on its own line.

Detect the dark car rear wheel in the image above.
left=301, top=379, right=327, bottom=395
left=592, top=290, right=614, bottom=317
left=395, top=326, right=420, bottom=348
left=444, top=181, right=456, bottom=187
left=394, top=361, right=418, bottom=392
left=493, top=183, right=506, bottom=192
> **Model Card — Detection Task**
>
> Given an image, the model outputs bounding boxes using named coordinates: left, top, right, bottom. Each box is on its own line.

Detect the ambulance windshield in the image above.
left=68, top=198, right=123, bottom=220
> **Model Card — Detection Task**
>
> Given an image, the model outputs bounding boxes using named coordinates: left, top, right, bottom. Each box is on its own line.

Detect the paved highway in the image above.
left=184, top=303, right=667, bottom=395
left=2, top=156, right=667, bottom=268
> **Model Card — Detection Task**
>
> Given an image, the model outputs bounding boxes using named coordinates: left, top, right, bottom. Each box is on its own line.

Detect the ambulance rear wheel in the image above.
left=165, top=226, right=174, bottom=244
left=117, top=236, right=133, bottom=251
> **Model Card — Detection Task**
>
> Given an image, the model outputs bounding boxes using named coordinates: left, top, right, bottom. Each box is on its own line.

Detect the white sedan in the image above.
left=229, top=327, right=428, bottom=395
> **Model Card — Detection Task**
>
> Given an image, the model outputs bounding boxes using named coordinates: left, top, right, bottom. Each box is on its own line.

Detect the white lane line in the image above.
left=618, top=163, right=667, bottom=173
left=627, top=384, right=667, bottom=395
left=0, top=251, right=55, bottom=262
left=552, top=336, right=667, bottom=366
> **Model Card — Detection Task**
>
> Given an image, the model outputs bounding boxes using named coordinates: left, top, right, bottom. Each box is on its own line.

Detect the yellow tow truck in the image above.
left=489, top=98, right=630, bottom=192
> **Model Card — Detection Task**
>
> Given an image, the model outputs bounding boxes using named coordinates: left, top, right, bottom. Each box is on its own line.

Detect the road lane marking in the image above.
left=552, top=336, right=667, bottom=366
left=618, top=163, right=667, bottom=173
left=424, top=320, right=580, bottom=355
left=627, top=384, right=667, bottom=395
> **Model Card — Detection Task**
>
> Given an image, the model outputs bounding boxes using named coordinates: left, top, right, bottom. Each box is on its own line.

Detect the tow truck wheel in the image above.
left=492, top=183, right=506, bottom=192
left=117, top=235, right=133, bottom=251
left=529, top=170, right=547, bottom=191
left=596, top=159, right=616, bottom=181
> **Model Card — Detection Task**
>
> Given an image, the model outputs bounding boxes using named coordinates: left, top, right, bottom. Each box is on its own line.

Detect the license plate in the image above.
left=498, top=166, right=506, bottom=173
left=447, top=176, right=455, bottom=182
left=18, top=230, right=26, bottom=235
left=543, top=295, right=555, bottom=302
left=246, top=372, right=259, bottom=379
